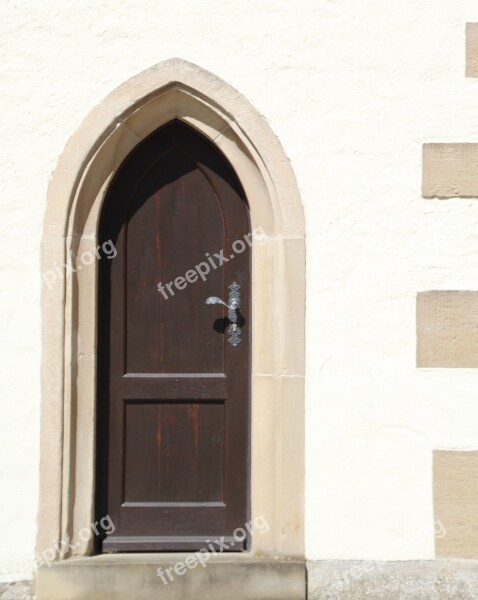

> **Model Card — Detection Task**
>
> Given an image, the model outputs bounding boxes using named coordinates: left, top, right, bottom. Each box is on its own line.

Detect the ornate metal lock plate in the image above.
left=205, top=281, right=242, bottom=347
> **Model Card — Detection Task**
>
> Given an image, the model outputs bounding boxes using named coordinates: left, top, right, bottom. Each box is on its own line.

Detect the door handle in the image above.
left=205, top=282, right=242, bottom=347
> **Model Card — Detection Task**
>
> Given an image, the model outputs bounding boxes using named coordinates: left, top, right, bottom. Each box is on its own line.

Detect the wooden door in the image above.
left=96, top=120, right=251, bottom=552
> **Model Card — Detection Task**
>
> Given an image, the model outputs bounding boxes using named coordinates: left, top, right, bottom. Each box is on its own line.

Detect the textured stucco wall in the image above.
left=2, top=0, right=478, bottom=579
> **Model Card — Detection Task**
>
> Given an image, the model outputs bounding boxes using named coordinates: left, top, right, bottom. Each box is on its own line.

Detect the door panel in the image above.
left=125, top=148, right=225, bottom=374
left=123, top=401, right=225, bottom=504
left=96, top=120, right=250, bottom=552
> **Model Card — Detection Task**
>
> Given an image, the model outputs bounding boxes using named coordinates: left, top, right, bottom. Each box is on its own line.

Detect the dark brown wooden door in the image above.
left=96, top=120, right=250, bottom=552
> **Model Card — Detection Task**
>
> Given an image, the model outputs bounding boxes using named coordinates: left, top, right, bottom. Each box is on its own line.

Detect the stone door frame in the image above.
left=38, top=58, right=305, bottom=561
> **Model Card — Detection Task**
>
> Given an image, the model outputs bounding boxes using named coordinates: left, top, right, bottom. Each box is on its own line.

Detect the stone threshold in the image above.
left=36, top=553, right=306, bottom=600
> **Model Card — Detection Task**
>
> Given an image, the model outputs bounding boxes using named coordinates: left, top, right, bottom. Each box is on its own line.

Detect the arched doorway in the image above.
left=38, top=59, right=305, bottom=567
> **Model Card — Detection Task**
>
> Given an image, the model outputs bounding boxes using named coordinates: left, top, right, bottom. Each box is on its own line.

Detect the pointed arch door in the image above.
left=96, top=120, right=251, bottom=552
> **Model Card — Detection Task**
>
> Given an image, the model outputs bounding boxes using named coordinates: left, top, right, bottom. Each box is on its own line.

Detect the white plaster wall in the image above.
left=2, top=0, right=478, bottom=575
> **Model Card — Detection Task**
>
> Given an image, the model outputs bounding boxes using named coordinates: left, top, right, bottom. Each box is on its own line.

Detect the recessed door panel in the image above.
left=123, top=400, right=225, bottom=504
left=125, top=149, right=225, bottom=374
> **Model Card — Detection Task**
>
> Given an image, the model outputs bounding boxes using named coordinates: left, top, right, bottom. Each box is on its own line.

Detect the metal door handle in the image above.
left=205, top=282, right=242, bottom=347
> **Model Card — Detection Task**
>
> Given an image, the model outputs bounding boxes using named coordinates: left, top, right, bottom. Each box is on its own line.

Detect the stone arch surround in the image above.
left=38, top=58, right=305, bottom=564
